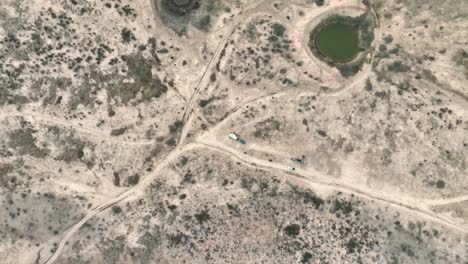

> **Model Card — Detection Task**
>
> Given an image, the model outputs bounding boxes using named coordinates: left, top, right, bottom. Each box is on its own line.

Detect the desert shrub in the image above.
left=383, top=12, right=392, bottom=19
left=137, top=229, right=162, bottom=253
left=301, top=252, right=313, bottom=263
left=400, top=243, right=415, bottom=257
left=365, top=79, right=373, bottom=91
left=346, top=238, right=360, bottom=254
left=110, top=127, right=127, bottom=136
left=199, top=15, right=211, bottom=30
left=430, top=179, right=446, bottom=189
left=113, top=53, right=167, bottom=104
left=141, top=79, right=168, bottom=101
left=331, top=199, right=353, bottom=215
left=121, top=28, right=135, bottom=43
left=374, top=90, right=389, bottom=99
left=253, top=117, right=281, bottom=138
left=303, top=191, right=324, bottom=209
left=315, top=0, right=325, bottom=6
left=452, top=49, right=468, bottom=66
left=194, top=210, right=210, bottom=224
left=126, top=53, right=152, bottom=83
left=378, top=44, right=387, bottom=52
left=179, top=156, right=188, bottom=166
left=284, top=224, right=300, bottom=237
left=199, top=98, right=213, bottom=108
left=337, top=61, right=363, bottom=77
left=422, top=69, right=438, bottom=83
left=451, top=49, right=468, bottom=77
left=387, top=61, right=410, bottom=72
left=168, top=120, right=184, bottom=134
left=0, top=89, right=11, bottom=106
left=0, top=163, right=21, bottom=191
left=128, top=174, right=140, bottom=185
left=435, top=180, right=446, bottom=189
left=241, top=177, right=256, bottom=191
left=210, top=72, right=216, bottom=82
left=271, top=23, right=285, bottom=37
left=68, top=84, right=93, bottom=110
left=165, top=137, right=177, bottom=146
left=316, top=129, right=327, bottom=137
left=45, top=127, right=87, bottom=163
left=334, top=50, right=367, bottom=77
left=12, top=95, right=30, bottom=105
left=206, top=0, right=216, bottom=12
left=388, top=46, right=400, bottom=55
left=358, top=16, right=375, bottom=49
left=383, top=34, right=393, bottom=44
left=167, top=232, right=190, bottom=247
left=245, top=22, right=257, bottom=40
left=60, top=146, right=84, bottom=163
left=112, top=206, right=122, bottom=214
left=57, top=136, right=85, bottom=162
left=113, top=172, right=120, bottom=186
left=121, top=5, right=136, bottom=17
left=8, top=128, right=48, bottom=158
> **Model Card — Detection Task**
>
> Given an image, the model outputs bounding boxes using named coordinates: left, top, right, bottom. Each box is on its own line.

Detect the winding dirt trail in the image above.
left=42, top=142, right=201, bottom=264
left=41, top=1, right=468, bottom=263
left=178, top=0, right=272, bottom=147
left=44, top=132, right=468, bottom=264
left=195, top=138, right=468, bottom=233
left=424, top=195, right=468, bottom=206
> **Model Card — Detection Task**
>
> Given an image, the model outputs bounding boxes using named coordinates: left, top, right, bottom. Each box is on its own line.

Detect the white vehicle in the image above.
left=228, top=132, right=239, bottom=141
left=287, top=166, right=296, bottom=171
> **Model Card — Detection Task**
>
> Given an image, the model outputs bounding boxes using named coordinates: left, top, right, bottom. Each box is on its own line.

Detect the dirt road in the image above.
left=41, top=2, right=468, bottom=263
left=177, top=0, right=271, bottom=147
left=42, top=142, right=201, bottom=264
left=196, top=138, right=468, bottom=233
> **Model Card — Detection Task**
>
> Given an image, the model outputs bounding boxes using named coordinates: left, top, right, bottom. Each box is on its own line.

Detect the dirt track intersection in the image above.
left=1, top=0, right=468, bottom=263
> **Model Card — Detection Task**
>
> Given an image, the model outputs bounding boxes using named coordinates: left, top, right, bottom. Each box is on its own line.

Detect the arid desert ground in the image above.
left=0, top=0, right=468, bottom=263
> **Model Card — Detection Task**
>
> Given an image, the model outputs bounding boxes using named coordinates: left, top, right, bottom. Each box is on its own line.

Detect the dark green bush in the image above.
left=387, top=61, right=410, bottom=72
left=8, top=129, right=48, bottom=158
left=452, top=49, right=468, bottom=66
left=194, top=210, right=210, bottom=224
left=303, top=192, right=324, bottom=209
left=169, top=120, right=184, bottom=134
left=346, top=238, right=360, bottom=254
left=210, top=72, right=216, bottom=82
left=121, top=28, right=135, bottom=43
left=111, top=127, right=127, bottom=136
left=284, top=224, right=300, bottom=237
left=315, top=0, right=325, bottom=6
left=301, top=252, right=313, bottom=263
left=199, top=98, right=213, bottom=108
left=271, top=23, right=285, bottom=37
left=365, top=79, right=373, bottom=91
left=331, top=199, right=353, bottom=215
left=128, top=174, right=140, bottom=185
left=199, top=15, right=211, bottom=30
left=112, top=206, right=122, bottom=214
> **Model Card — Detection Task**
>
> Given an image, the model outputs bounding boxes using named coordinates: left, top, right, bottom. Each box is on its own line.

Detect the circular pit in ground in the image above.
left=162, top=0, right=199, bottom=15
left=315, top=22, right=359, bottom=62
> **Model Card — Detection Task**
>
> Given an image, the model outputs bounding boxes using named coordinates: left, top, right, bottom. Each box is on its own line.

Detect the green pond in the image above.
left=315, top=23, right=359, bottom=62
